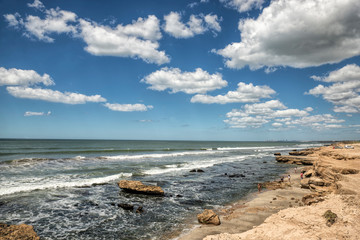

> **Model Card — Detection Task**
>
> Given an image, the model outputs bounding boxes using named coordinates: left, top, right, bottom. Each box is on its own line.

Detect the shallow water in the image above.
left=0, top=140, right=324, bottom=239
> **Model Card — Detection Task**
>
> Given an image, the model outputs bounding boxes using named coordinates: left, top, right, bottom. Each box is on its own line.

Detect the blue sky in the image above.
left=0, top=0, right=359, bottom=141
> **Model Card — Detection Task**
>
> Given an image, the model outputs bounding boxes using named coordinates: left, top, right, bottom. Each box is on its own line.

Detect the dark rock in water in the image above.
left=118, top=203, right=134, bottom=211
left=176, top=194, right=183, bottom=198
left=190, top=169, right=204, bottom=173
left=197, top=169, right=204, bottom=172
left=274, top=153, right=281, bottom=156
left=263, top=161, right=267, bottom=163
left=190, top=169, right=196, bottom=172
left=0, top=223, right=40, bottom=240
left=118, top=180, right=164, bottom=196
left=197, top=209, right=221, bottom=225
left=136, top=206, right=144, bottom=213
left=228, top=174, right=246, bottom=178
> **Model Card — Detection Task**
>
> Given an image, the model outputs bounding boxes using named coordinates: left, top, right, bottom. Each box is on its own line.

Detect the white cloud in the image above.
left=216, top=0, right=360, bottom=70
left=104, top=103, right=153, bottom=112
left=307, top=64, right=360, bottom=113
left=27, top=0, right=45, bottom=11
left=191, top=82, right=275, bottom=104
left=142, top=67, right=227, bottom=94
left=223, top=100, right=338, bottom=130
left=220, top=0, right=264, bottom=13
left=5, top=8, right=78, bottom=42
left=7, top=86, right=106, bottom=104
left=304, top=107, right=314, bottom=112
left=5, top=3, right=169, bottom=65
left=24, top=111, right=51, bottom=117
left=163, top=12, right=221, bottom=38
left=79, top=18, right=169, bottom=65
left=0, top=67, right=54, bottom=86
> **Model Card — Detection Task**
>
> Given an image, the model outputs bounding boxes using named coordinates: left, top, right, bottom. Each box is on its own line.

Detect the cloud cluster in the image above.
left=191, top=82, right=275, bottom=104
left=220, top=0, right=264, bottom=13
left=4, top=1, right=169, bottom=65
left=142, top=67, right=227, bottom=94
left=216, top=0, right=360, bottom=70
left=1, top=67, right=152, bottom=112
left=307, top=64, right=360, bottom=113
left=163, top=12, right=221, bottom=38
left=24, top=111, right=51, bottom=117
left=104, top=103, right=153, bottom=112
left=79, top=17, right=169, bottom=65
left=224, top=100, right=342, bottom=130
left=0, top=67, right=54, bottom=86
left=5, top=1, right=222, bottom=64
left=5, top=8, right=77, bottom=42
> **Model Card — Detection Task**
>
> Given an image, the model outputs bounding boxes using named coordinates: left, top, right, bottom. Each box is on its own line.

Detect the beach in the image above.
left=177, top=143, right=360, bottom=240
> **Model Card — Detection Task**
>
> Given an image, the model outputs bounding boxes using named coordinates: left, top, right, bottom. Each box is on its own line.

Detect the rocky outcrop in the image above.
left=197, top=209, right=221, bottom=225
left=263, top=181, right=289, bottom=190
left=301, top=193, right=325, bottom=205
left=289, top=148, right=318, bottom=156
left=118, top=180, right=164, bottom=196
left=275, top=156, right=316, bottom=165
left=274, top=152, right=281, bottom=156
left=0, top=223, right=40, bottom=240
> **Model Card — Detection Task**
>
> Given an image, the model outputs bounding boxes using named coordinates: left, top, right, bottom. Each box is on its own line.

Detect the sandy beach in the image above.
left=177, top=143, right=360, bottom=240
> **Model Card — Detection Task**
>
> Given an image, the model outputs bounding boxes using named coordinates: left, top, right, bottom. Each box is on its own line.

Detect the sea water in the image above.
left=0, top=139, right=324, bottom=239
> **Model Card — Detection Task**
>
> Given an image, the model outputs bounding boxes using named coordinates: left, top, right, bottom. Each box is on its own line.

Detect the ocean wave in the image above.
left=142, top=153, right=267, bottom=176
left=0, top=172, right=132, bottom=196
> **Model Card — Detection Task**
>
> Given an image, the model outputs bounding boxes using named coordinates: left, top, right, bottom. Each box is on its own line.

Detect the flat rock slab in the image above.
left=0, top=223, right=40, bottom=240
left=118, top=180, right=164, bottom=196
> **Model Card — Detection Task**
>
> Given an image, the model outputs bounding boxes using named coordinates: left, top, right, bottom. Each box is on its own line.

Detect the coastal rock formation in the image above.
left=118, top=180, right=164, bottom=196
left=289, top=148, right=318, bottom=156
left=275, top=155, right=316, bottom=165
left=197, top=209, right=221, bottom=225
left=274, top=152, right=281, bottom=156
left=0, top=223, right=40, bottom=240
left=262, top=181, right=289, bottom=190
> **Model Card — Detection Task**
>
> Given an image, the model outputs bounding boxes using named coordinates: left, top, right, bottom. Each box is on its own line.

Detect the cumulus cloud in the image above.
left=307, top=64, right=360, bottom=113
left=27, top=0, right=45, bottom=11
left=223, top=100, right=339, bottom=130
left=142, top=67, right=227, bottom=94
left=220, top=0, right=264, bottom=13
left=104, top=103, right=153, bottom=112
left=4, top=7, right=78, bottom=42
left=78, top=17, right=169, bottom=65
left=24, top=111, right=51, bottom=117
left=191, top=82, right=275, bottom=104
left=163, top=12, right=221, bottom=38
left=216, top=0, right=360, bottom=70
left=0, top=67, right=54, bottom=86
left=7, top=86, right=106, bottom=104
left=5, top=1, right=169, bottom=64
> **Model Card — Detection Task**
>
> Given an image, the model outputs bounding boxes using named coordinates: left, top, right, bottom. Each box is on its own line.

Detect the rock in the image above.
left=304, top=169, right=315, bottom=178
left=190, top=169, right=204, bottom=173
left=136, top=206, right=144, bottom=213
left=275, top=156, right=316, bottom=165
left=263, top=181, right=285, bottom=190
left=288, top=149, right=315, bottom=156
left=0, top=223, right=40, bottom=240
left=197, top=209, right=221, bottom=225
left=301, top=193, right=324, bottom=205
left=118, top=180, right=164, bottom=196
left=117, top=203, right=134, bottom=210
left=197, top=169, right=205, bottom=173
left=323, top=210, right=337, bottom=226
left=300, top=178, right=310, bottom=189
left=228, top=174, right=245, bottom=178
left=274, top=153, right=281, bottom=156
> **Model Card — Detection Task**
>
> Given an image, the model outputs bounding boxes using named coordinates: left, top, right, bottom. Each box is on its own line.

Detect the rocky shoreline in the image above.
left=190, top=143, right=360, bottom=240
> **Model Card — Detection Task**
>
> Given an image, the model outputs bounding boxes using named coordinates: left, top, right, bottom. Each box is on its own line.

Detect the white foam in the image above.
left=0, top=172, right=132, bottom=196
left=143, top=155, right=250, bottom=175
left=101, top=150, right=223, bottom=161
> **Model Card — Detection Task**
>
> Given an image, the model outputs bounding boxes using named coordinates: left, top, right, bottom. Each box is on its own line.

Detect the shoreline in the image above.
left=175, top=165, right=308, bottom=240
left=176, top=143, right=360, bottom=240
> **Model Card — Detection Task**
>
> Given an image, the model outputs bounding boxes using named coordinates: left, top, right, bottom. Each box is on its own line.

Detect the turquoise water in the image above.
left=0, top=139, right=323, bottom=239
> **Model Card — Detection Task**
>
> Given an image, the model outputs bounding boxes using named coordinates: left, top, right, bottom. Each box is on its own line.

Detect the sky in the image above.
left=0, top=0, right=359, bottom=141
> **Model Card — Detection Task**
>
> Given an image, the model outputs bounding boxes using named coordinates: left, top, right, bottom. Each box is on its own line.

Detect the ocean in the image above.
left=0, top=139, right=324, bottom=239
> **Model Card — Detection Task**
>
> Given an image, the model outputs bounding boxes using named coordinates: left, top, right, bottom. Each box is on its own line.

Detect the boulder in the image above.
left=0, top=223, right=40, bottom=240
left=118, top=180, right=164, bottom=196
left=197, top=209, right=221, bottom=225
left=274, top=153, right=281, bottom=156
left=304, top=169, right=315, bottom=178
left=301, top=193, right=324, bottom=205
left=117, top=203, right=134, bottom=210
left=300, top=178, right=310, bottom=189
left=263, top=181, right=286, bottom=190
left=275, top=156, right=316, bottom=165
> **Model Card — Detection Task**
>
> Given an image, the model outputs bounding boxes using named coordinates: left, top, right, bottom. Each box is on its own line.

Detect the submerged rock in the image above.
left=118, top=203, right=134, bottom=211
left=197, top=209, right=221, bottom=225
left=0, top=223, right=40, bottom=240
left=118, top=180, right=164, bottom=196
